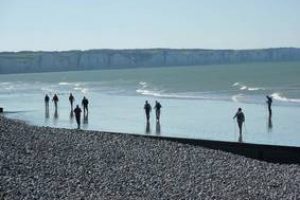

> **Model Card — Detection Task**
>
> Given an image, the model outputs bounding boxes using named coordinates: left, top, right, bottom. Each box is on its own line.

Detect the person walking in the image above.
left=52, top=94, right=59, bottom=110
left=233, top=108, right=245, bottom=135
left=81, top=96, right=89, bottom=114
left=144, top=100, right=152, bottom=122
left=154, top=101, right=162, bottom=122
left=74, top=105, right=82, bottom=129
left=69, top=93, right=75, bottom=110
left=266, top=95, right=273, bottom=117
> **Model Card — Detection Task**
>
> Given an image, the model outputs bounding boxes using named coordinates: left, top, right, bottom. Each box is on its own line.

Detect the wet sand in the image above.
left=0, top=116, right=300, bottom=199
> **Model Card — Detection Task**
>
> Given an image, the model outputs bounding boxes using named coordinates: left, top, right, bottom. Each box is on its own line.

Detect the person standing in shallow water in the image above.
left=69, top=93, right=75, bottom=110
left=82, top=96, right=89, bottom=114
left=144, top=100, right=152, bottom=122
left=44, top=94, right=50, bottom=118
left=74, top=105, right=82, bottom=129
left=44, top=94, right=50, bottom=108
left=266, top=95, right=273, bottom=117
left=154, top=101, right=162, bottom=122
left=233, top=108, right=245, bottom=135
left=52, top=94, right=59, bottom=110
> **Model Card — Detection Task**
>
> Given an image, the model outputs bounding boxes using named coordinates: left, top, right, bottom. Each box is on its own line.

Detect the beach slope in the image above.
left=0, top=116, right=300, bottom=199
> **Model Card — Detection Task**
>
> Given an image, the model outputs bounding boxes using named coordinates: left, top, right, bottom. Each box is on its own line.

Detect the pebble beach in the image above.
left=1, top=115, right=300, bottom=199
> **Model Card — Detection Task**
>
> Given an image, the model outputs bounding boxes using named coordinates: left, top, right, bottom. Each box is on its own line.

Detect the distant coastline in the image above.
left=1, top=47, right=300, bottom=74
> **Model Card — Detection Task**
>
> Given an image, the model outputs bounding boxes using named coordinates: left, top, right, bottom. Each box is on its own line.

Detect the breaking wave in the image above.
left=232, top=82, right=264, bottom=91
left=58, top=82, right=82, bottom=87
left=74, top=87, right=89, bottom=94
left=136, top=89, right=206, bottom=99
left=136, top=87, right=226, bottom=101
left=271, top=93, right=300, bottom=103
left=231, top=94, right=243, bottom=102
left=58, top=82, right=71, bottom=86
left=139, top=81, right=147, bottom=88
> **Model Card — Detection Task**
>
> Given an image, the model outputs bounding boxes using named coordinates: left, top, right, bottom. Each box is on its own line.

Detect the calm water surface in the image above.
left=1, top=62, right=300, bottom=146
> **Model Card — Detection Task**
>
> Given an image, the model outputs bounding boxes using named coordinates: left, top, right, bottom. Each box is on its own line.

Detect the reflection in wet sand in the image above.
left=268, top=116, right=273, bottom=132
left=156, top=121, right=161, bottom=135
left=83, top=113, right=89, bottom=129
left=145, top=121, right=151, bottom=134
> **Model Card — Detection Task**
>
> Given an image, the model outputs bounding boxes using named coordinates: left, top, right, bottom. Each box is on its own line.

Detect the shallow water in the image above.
left=1, top=62, right=300, bottom=146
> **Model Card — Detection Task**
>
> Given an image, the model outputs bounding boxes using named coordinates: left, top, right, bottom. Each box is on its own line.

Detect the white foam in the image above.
left=0, top=82, right=11, bottom=86
left=231, top=94, right=243, bottom=102
left=136, top=89, right=225, bottom=100
left=5, top=86, right=15, bottom=90
left=232, top=82, right=247, bottom=90
left=232, top=82, right=264, bottom=91
left=136, top=89, right=161, bottom=96
left=58, top=82, right=71, bottom=86
left=74, top=87, right=89, bottom=94
left=81, top=88, right=89, bottom=94
left=58, top=82, right=83, bottom=87
left=248, top=87, right=260, bottom=91
left=139, top=81, right=148, bottom=89
left=137, top=82, right=162, bottom=96
left=271, top=93, right=300, bottom=103
left=240, top=86, right=247, bottom=90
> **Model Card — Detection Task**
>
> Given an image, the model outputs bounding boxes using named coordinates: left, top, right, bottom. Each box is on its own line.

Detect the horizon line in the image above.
left=0, top=47, right=300, bottom=54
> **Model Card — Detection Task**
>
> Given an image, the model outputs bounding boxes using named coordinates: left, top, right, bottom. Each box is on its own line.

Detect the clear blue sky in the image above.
left=0, top=0, right=299, bottom=51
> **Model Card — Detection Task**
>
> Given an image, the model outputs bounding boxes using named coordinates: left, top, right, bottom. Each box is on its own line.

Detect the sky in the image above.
left=0, top=0, right=299, bottom=51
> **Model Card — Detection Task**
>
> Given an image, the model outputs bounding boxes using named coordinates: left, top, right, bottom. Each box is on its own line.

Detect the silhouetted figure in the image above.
left=144, top=100, right=152, bottom=122
left=74, top=105, right=82, bottom=129
left=45, top=94, right=50, bottom=106
left=156, top=121, right=161, bottom=135
left=44, top=94, right=50, bottom=118
left=52, top=94, right=59, bottom=110
left=266, top=95, right=273, bottom=117
left=69, top=93, right=75, bottom=110
left=145, top=121, right=151, bottom=134
left=82, top=97, right=89, bottom=114
left=233, top=108, right=245, bottom=135
left=154, top=101, right=162, bottom=122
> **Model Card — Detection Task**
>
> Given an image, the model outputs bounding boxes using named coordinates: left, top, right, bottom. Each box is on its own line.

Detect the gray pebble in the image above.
left=0, top=116, right=300, bottom=199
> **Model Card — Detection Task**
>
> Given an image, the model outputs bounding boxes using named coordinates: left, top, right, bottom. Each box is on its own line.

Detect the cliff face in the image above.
left=0, top=48, right=300, bottom=74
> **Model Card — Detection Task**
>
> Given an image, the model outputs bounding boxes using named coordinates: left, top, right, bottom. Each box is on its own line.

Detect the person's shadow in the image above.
left=155, top=121, right=161, bottom=135
left=145, top=121, right=151, bottom=134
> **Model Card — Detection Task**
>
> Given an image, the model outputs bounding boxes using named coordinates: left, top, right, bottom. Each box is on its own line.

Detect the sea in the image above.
left=1, top=61, right=300, bottom=147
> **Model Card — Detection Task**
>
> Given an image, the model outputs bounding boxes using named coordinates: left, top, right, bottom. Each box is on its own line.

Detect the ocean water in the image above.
left=1, top=62, right=300, bottom=146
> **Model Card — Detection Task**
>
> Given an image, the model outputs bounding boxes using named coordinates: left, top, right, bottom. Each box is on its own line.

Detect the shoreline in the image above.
left=1, top=116, right=300, bottom=199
